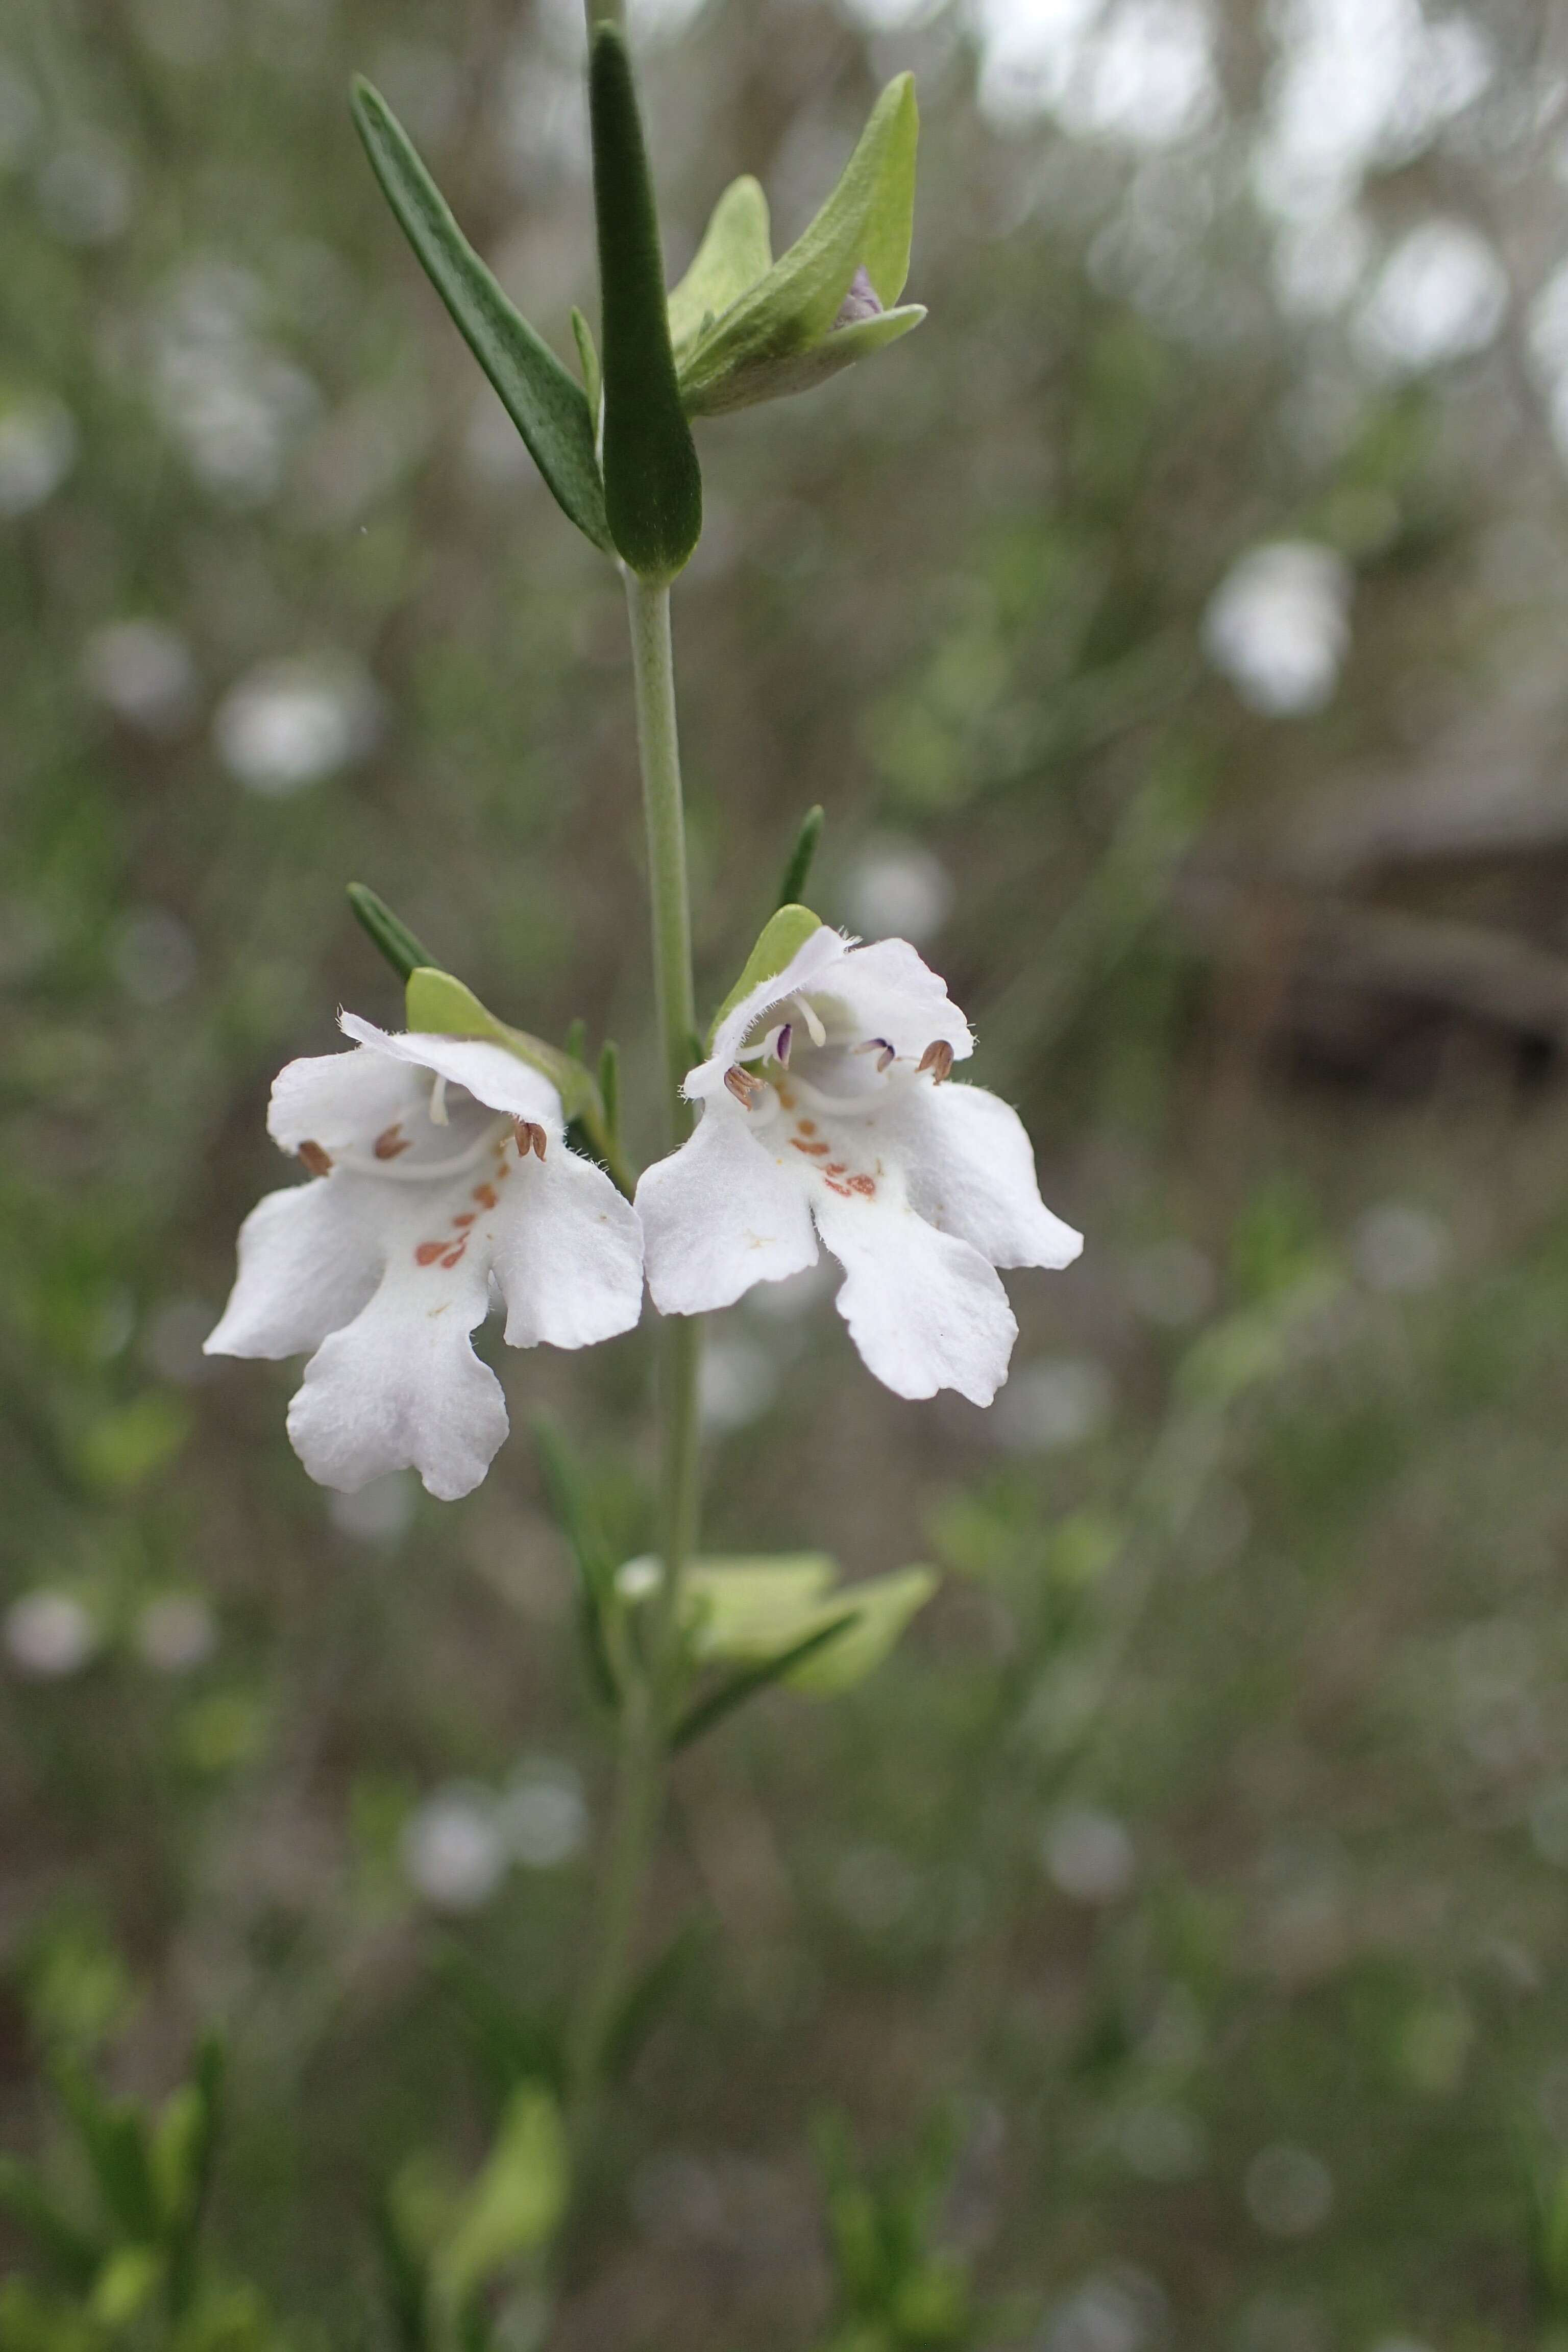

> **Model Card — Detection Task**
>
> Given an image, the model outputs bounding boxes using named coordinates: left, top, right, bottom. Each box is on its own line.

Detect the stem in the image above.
left=567, top=574, right=702, bottom=2109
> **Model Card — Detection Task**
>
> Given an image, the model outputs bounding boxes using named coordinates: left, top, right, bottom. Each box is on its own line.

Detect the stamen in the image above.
left=794, top=995, right=827, bottom=1049
left=374, top=1123, right=410, bottom=1161
left=917, top=1039, right=954, bottom=1083
left=725, top=1065, right=763, bottom=1107
left=776, top=1022, right=793, bottom=1067
left=428, top=1074, right=449, bottom=1127
left=856, top=1035, right=897, bottom=1073
left=513, top=1118, right=548, bottom=1160
left=298, top=1140, right=333, bottom=1177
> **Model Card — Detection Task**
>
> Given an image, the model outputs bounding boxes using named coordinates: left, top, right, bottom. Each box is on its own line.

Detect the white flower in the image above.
left=205, top=1014, right=644, bottom=1500
left=636, top=927, right=1082, bottom=1405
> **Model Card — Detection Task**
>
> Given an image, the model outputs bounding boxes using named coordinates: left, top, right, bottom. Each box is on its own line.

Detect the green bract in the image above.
left=671, top=76, right=924, bottom=418
left=350, top=80, right=611, bottom=554
left=707, top=902, right=822, bottom=1044
left=683, top=1556, right=938, bottom=1696
left=404, top=968, right=599, bottom=1130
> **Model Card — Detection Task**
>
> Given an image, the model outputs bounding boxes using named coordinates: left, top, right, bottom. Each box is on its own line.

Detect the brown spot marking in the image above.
left=790, top=1138, right=831, bottom=1157
left=452, top=1213, right=476, bottom=1229
left=847, top=1174, right=877, bottom=1197
left=298, top=1140, right=332, bottom=1177
left=440, top=1246, right=467, bottom=1268
left=415, top=1241, right=446, bottom=1266
left=825, top=1161, right=848, bottom=1175
left=373, top=1124, right=410, bottom=1161
left=472, top=1182, right=498, bottom=1209
left=797, top=1118, right=817, bottom=1135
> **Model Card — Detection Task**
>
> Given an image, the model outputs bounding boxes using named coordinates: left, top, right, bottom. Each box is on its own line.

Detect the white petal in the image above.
left=693, top=924, right=850, bottom=1100
left=204, top=1176, right=381, bottom=1358
left=882, top=1082, right=1083, bottom=1270
left=340, top=1013, right=562, bottom=1132
left=638, top=1102, right=818, bottom=1314
left=492, top=1147, right=645, bottom=1349
left=811, top=1181, right=1018, bottom=1406
left=269, top=1045, right=426, bottom=1157
left=812, top=937, right=973, bottom=1068
left=285, top=1228, right=506, bottom=1501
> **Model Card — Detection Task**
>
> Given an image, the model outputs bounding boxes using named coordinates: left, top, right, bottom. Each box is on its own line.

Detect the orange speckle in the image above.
left=790, top=1138, right=831, bottom=1157
left=472, top=1183, right=498, bottom=1208
left=847, top=1174, right=876, bottom=1197
left=797, top=1118, right=816, bottom=1135
left=825, top=1162, right=847, bottom=1175
left=415, top=1241, right=446, bottom=1266
left=824, top=1178, right=852, bottom=1196
left=452, top=1213, right=476, bottom=1229
left=440, top=1246, right=466, bottom=1268
left=778, top=1089, right=796, bottom=1109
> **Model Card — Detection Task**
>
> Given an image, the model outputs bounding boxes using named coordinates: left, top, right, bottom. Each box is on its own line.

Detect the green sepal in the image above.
left=737, top=301, right=924, bottom=408
left=588, top=25, right=702, bottom=579
left=348, top=883, right=434, bottom=985
left=350, top=78, right=611, bottom=554
left=403, top=968, right=597, bottom=1126
left=776, top=804, right=824, bottom=912
left=668, top=176, right=772, bottom=354
left=570, top=306, right=602, bottom=422
left=676, top=76, right=919, bottom=418
left=430, top=2084, right=569, bottom=2311
left=707, top=903, right=822, bottom=1046
left=680, top=1556, right=939, bottom=1696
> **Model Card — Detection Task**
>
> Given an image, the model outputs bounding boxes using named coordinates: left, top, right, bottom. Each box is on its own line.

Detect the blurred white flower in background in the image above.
left=842, top=838, right=953, bottom=946
left=135, top=1594, right=217, bottom=1673
left=1041, top=2263, right=1167, bottom=2352
left=0, top=58, right=41, bottom=172
left=993, top=1356, right=1113, bottom=1452
left=0, top=396, right=77, bottom=517
left=82, top=621, right=199, bottom=736
left=1042, top=1804, right=1136, bottom=1902
left=1271, top=207, right=1370, bottom=321
left=328, top=1471, right=419, bottom=1545
left=150, top=260, right=318, bottom=507
left=1203, top=541, right=1352, bottom=717
left=498, top=1757, right=589, bottom=1868
left=974, top=0, right=1216, bottom=148
left=1351, top=1200, right=1451, bottom=1294
left=36, top=139, right=134, bottom=244
left=698, top=1331, right=779, bottom=1434
left=111, top=908, right=198, bottom=1006
left=402, top=1785, right=508, bottom=1911
left=1244, top=2142, right=1334, bottom=2237
left=5, top=1591, right=98, bottom=1680
left=1356, top=218, right=1507, bottom=374
left=214, top=656, right=381, bottom=794
left=1255, top=0, right=1491, bottom=222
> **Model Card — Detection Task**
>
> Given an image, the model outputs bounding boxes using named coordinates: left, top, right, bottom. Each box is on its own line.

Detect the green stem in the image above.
left=567, top=574, right=702, bottom=2111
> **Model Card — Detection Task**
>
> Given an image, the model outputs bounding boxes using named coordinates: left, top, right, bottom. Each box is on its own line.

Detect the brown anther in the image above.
left=725, top=1065, right=762, bottom=1107
left=917, top=1039, right=954, bottom=1083
left=513, top=1118, right=548, bottom=1160
left=298, top=1140, right=333, bottom=1176
left=373, top=1123, right=410, bottom=1160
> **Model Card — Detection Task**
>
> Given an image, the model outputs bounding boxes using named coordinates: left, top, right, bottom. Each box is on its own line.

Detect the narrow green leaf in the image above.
left=668, top=176, right=772, bottom=354
left=348, top=883, right=434, bottom=985
left=570, top=305, right=602, bottom=422
left=776, top=805, right=824, bottom=912
left=350, top=78, right=611, bottom=553
left=372, top=2187, right=431, bottom=2352
left=54, top=2064, right=158, bottom=2242
left=597, top=1038, right=620, bottom=1143
left=603, top=1917, right=710, bottom=2084
left=588, top=25, right=702, bottom=578
left=671, top=1615, right=859, bottom=1751
left=677, top=76, right=918, bottom=417
left=708, top=903, right=822, bottom=1045
left=533, top=1419, right=620, bottom=1710
left=562, top=1016, right=587, bottom=1064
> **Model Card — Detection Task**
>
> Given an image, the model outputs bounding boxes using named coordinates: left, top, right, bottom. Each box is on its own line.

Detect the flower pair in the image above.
left=206, top=927, right=1082, bottom=1500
